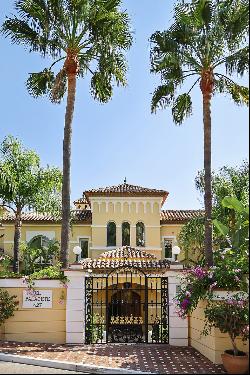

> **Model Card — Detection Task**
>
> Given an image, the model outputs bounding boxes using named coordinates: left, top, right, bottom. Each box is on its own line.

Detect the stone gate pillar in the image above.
left=64, top=267, right=87, bottom=344
left=167, top=265, right=188, bottom=346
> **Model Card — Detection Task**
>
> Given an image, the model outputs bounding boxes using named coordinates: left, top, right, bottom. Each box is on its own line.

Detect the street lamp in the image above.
left=73, top=246, right=82, bottom=263
left=172, top=246, right=181, bottom=262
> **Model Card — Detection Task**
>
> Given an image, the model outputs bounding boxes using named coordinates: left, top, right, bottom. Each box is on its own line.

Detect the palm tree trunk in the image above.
left=60, top=73, right=77, bottom=269
left=13, top=210, right=21, bottom=273
left=203, top=94, right=213, bottom=267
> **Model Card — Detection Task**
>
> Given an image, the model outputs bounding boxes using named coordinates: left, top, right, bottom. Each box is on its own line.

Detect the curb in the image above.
left=0, top=353, right=154, bottom=374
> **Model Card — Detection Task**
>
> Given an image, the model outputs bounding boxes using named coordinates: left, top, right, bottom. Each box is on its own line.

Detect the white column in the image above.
left=64, top=269, right=86, bottom=344
left=168, top=268, right=188, bottom=346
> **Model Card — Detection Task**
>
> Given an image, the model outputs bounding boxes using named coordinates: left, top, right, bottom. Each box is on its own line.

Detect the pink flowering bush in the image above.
left=203, top=293, right=249, bottom=356
left=175, top=266, right=211, bottom=318
left=175, top=246, right=248, bottom=318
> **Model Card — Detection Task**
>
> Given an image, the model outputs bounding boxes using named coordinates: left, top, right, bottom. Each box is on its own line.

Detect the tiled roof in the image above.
left=73, top=195, right=89, bottom=206
left=85, top=183, right=169, bottom=199
left=1, top=209, right=202, bottom=224
left=98, top=247, right=158, bottom=261
left=161, top=210, right=204, bottom=224
left=1, top=210, right=92, bottom=224
left=80, top=246, right=171, bottom=271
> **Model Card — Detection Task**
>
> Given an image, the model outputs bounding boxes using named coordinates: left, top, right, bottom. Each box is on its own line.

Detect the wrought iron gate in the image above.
left=85, top=267, right=169, bottom=344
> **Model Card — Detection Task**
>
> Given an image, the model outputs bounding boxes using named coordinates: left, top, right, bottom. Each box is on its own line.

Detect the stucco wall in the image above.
left=189, top=300, right=249, bottom=364
left=0, top=280, right=66, bottom=344
left=90, top=198, right=162, bottom=258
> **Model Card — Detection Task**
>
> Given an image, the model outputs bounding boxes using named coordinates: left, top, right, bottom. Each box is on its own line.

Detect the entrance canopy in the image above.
left=80, top=246, right=170, bottom=272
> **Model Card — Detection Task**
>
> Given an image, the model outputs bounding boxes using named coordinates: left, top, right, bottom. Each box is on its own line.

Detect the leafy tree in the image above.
left=196, top=160, right=249, bottom=229
left=1, top=0, right=132, bottom=268
left=213, top=195, right=249, bottom=253
left=178, top=161, right=249, bottom=263
left=0, top=136, right=62, bottom=273
left=178, top=216, right=205, bottom=266
left=21, top=238, right=60, bottom=275
left=150, top=0, right=249, bottom=266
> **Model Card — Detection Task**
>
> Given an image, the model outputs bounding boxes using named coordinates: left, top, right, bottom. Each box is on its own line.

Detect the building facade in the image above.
left=0, top=182, right=203, bottom=345
left=1, top=182, right=202, bottom=264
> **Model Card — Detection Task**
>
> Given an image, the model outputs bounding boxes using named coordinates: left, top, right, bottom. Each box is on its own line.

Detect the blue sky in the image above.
left=0, top=0, right=249, bottom=210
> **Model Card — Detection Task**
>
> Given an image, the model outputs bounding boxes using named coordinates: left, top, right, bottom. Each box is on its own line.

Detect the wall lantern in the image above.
left=73, top=246, right=82, bottom=263
left=172, top=246, right=181, bottom=262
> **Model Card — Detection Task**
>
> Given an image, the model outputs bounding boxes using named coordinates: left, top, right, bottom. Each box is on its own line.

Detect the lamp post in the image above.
left=172, top=246, right=181, bottom=262
left=73, top=246, right=82, bottom=263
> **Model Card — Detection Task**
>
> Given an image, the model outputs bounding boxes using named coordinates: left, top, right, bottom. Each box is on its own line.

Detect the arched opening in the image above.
left=136, top=222, right=145, bottom=247
left=85, top=262, right=169, bottom=345
left=107, top=222, right=116, bottom=247
left=122, top=222, right=130, bottom=246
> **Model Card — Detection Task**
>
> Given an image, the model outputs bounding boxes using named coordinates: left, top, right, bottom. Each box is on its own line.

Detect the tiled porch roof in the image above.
left=73, top=195, right=89, bottom=206
left=80, top=246, right=171, bottom=271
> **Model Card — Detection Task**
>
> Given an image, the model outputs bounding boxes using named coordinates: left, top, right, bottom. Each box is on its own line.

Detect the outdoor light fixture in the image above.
left=172, top=246, right=181, bottom=262
left=73, top=246, right=82, bottom=263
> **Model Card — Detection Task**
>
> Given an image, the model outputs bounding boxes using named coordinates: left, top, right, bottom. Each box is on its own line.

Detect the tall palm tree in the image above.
left=2, top=0, right=132, bottom=269
left=150, top=0, right=249, bottom=266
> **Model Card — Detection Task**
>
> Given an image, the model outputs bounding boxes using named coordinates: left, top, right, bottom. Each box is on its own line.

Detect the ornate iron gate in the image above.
left=85, top=267, right=169, bottom=344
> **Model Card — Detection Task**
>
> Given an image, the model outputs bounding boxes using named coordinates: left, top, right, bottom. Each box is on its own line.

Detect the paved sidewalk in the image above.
left=0, top=362, right=88, bottom=374
left=0, top=341, right=225, bottom=374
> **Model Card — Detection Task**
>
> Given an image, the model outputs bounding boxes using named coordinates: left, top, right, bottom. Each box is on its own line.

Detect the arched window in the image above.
left=107, top=222, right=116, bottom=247
left=29, top=235, right=50, bottom=249
left=136, top=222, right=145, bottom=247
left=28, top=235, right=52, bottom=265
left=122, top=222, right=130, bottom=246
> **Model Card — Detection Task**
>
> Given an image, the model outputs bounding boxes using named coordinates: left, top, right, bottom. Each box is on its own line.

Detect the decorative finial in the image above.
left=124, top=177, right=127, bottom=184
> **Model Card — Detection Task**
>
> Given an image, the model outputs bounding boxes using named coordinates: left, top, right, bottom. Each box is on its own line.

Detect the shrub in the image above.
left=0, top=289, right=18, bottom=325
left=203, top=293, right=249, bottom=356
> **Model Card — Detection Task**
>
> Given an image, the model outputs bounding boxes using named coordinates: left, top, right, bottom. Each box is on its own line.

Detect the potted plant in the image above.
left=203, top=293, right=249, bottom=374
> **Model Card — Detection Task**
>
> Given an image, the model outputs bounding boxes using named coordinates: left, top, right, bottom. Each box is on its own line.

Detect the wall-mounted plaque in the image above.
left=23, top=290, right=52, bottom=309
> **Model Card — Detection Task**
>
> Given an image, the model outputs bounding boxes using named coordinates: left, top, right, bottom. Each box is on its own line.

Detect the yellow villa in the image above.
left=0, top=181, right=201, bottom=264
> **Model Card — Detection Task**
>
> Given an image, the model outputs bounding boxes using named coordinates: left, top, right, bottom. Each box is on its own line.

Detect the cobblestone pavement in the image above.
left=0, top=342, right=225, bottom=374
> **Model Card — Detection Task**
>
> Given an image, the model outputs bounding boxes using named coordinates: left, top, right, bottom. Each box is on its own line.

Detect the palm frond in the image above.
left=91, top=72, right=113, bottom=103
left=151, top=83, right=176, bottom=114
left=214, top=75, right=249, bottom=106
left=172, top=93, right=193, bottom=125
left=218, top=0, right=249, bottom=49
left=193, top=0, right=214, bottom=29
left=1, top=17, right=41, bottom=51
left=225, top=46, right=249, bottom=76
left=26, top=69, right=55, bottom=98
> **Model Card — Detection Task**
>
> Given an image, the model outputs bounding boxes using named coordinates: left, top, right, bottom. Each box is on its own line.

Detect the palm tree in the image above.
left=150, top=0, right=249, bottom=266
left=2, top=0, right=132, bottom=269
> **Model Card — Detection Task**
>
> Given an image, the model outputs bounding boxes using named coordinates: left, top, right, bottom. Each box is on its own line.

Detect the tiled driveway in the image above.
left=0, top=342, right=225, bottom=374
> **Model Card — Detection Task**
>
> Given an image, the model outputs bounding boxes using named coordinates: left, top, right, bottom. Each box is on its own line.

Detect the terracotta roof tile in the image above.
left=73, top=195, right=89, bottom=206
left=79, top=246, right=170, bottom=271
left=98, top=247, right=158, bottom=261
left=2, top=210, right=92, bottom=224
left=85, top=183, right=168, bottom=199
left=161, top=210, right=204, bottom=224
left=1, top=209, right=202, bottom=225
